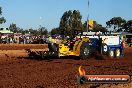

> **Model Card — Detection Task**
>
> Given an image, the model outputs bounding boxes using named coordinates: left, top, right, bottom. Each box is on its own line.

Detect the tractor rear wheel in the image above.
left=48, top=43, right=58, bottom=52
left=80, top=43, right=91, bottom=59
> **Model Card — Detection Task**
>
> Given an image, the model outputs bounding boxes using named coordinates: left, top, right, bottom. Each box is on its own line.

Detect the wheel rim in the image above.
left=84, top=47, right=89, bottom=56
left=103, top=45, right=107, bottom=52
left=109, top=50, right=114, bottom=57
left=116, top=49, right=120, bottom=57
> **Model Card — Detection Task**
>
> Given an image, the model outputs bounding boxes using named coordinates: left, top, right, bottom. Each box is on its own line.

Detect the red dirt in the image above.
left=0, top=44, right=48, bottom=50
left=0, top=45, right=131, bottom=88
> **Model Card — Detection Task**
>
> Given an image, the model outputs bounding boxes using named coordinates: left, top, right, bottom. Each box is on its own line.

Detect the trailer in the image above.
left=100, top=36, right=124, bottom=58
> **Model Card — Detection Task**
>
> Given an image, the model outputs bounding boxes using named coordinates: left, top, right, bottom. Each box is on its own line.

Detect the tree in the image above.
left=9, top=23, right=25, bottom=33
left=28, top=28, right=41, bottom=35
left=0, top=7, right=6, bottom=24
left=72, top=10, right=82, bottom=31
left=31, top=29, right=39, bottom=35
left=93, top=21, right=107, bottom=32
left=59, top=10, right=82, bottom=38
left=9, top=23, right=18, bottom=33
left=23, top=29, right=29, bottom=34
left=0, top=7, right=1, bottom=14
left=59, top=10, right=72, bottom=37
left=38, top=26, right=48, bottom=35
left=106, top=17, right=126, bottom=32
left=123, top=20, right=132, bottom=32
left=28, top=28, right=34, bottom=34
left=82, top=21, right=87, bottom=31
left=51, top=27, right=60, bottom=35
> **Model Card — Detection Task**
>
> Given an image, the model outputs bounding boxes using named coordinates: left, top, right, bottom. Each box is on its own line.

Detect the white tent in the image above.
left=0, top=28, right=13, bottom=34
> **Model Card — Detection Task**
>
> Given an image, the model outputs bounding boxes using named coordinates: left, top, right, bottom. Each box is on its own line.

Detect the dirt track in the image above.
left=0, top=44, right=48, bottom=50
left=0, top=45, right=132, bottom=88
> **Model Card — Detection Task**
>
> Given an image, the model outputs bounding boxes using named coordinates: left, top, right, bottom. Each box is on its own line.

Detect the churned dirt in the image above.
left=0, top=44, right=48, bottom=50
left=0, top=44, right=131, bottom=88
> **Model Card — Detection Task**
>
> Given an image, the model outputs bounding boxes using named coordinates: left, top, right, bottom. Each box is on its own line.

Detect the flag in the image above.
left=88, top=20, right=93, bottom=30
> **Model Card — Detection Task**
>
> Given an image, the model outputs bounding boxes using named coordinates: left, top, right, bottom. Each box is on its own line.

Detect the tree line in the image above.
left=0, top=6, right=132, bottom=36
left=106, top=17, right=132, bottom=32
left=51, top=10, right=132, bottom=37
left=9, top=23, right=48, bottom=35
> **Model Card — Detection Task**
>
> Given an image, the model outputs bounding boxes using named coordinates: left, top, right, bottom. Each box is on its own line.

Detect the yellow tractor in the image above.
left=58, top=36, right=93, bottom=59
left=26, top=20, right=99, bottom=59
left=25, top=30, right=97, bottom=59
